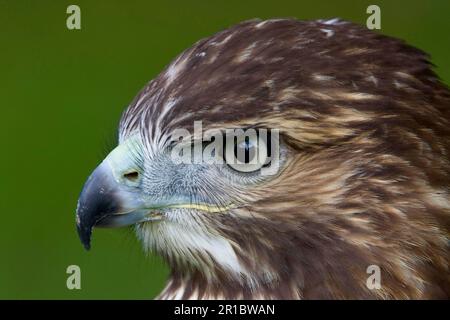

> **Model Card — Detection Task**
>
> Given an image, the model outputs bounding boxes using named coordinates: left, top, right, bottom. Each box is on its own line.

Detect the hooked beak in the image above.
left=76, top=160, right=161, bottom=250
left=76, top=136, right=161, bottom=250
left=76, top=135, right=233, bottom=250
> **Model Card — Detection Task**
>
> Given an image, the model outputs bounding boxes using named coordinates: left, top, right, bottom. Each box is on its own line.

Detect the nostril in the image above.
left=123, top=171, right=139, bottom=182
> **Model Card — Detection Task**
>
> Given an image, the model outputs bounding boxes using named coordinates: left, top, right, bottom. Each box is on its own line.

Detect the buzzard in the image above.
left=76, top=19, right=450, bottom=299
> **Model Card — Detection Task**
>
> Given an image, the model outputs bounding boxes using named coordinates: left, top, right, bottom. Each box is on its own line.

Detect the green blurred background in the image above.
left=0, top=0, right=449, bottom=299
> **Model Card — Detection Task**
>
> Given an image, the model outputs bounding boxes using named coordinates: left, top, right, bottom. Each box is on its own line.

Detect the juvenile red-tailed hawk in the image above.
left=76, top=19, right=450, bottom=299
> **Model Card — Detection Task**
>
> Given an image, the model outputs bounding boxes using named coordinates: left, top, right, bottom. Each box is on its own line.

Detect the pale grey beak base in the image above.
left=95, top=209, right=157, bottom=228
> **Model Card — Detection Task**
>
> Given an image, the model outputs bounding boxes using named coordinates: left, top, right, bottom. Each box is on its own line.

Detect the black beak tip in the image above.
left=76, top=213, right=92, bottom=251
left=77, top=224, right=92, bottom=251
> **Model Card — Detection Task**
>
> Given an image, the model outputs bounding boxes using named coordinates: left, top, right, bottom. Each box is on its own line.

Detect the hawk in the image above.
left=76, top=19, right=450, bottom=299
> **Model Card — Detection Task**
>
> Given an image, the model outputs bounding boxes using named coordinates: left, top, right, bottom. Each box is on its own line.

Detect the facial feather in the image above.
left=115, top=18, right=450, bottom=299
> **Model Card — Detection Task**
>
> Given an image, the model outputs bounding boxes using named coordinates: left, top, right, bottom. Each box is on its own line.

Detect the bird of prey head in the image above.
left=76, top=19, right=450, bottom=299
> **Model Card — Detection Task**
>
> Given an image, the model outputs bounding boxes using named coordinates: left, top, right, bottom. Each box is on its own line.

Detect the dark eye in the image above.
left=224, top=133, right=268, bottom=173
left=235, top=137, right=256, bottom=164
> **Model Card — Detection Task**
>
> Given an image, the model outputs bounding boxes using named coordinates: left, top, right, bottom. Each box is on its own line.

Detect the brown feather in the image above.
left=121, top=18, right=450, bottom=299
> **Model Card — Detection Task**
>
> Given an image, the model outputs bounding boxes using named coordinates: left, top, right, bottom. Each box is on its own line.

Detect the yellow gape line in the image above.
left=168, top=203, right=235, bottom=213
